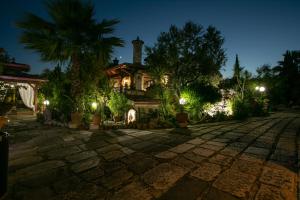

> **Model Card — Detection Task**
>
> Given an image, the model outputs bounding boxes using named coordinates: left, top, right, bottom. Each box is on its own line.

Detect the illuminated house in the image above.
left=0, top=62, right=47, bottom=114
left=105, top=37, right=160, bottom=121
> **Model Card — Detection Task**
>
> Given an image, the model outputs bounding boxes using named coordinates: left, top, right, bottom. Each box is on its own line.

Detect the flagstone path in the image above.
left=2, top=111, right=300, bottom=200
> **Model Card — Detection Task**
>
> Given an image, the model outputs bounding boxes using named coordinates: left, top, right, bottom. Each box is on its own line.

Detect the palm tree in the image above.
left=16, top=0, right=123, bottom=110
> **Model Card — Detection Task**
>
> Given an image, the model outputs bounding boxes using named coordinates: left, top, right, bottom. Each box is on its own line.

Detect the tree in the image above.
left=233, top=54, right=244, bottom=80
left=274, top=50, right=300, bottom=104
left=16, top=0, right=123, bottom=110
left=145, top=21, right=226, bottom=95
left=0, top=48, right=15, bottom=75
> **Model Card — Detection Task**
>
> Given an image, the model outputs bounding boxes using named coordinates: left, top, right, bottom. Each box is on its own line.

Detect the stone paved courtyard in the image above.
left=2, top=112, right=300, bottom=200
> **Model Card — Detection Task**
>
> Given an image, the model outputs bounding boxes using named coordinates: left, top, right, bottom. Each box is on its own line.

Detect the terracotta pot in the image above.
left=176, top=112, right=188, bottom=123
left=92, top=114, right=101, bottom=125
left=71, top=112, right=82, bottom=125
left=0, top=116, right=8, bottom=129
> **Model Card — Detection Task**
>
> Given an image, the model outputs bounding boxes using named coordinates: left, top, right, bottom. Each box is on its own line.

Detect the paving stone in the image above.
left=46, top=146, right=82, bottom=159
left=220, top=147, right=241, bottom=157
left=159, top=176, right=208, bottom=200
left=6, top=113, right=300, bottom=200
left=255, top=184, right=296, bottom=200
left=130, top=141, right=156, bottom=150
left=252, top=140, right=273, bottom=149
left=128, top=130, right=153, bottom=137
left=186, top=138, right=205, bottom=145
left=71, top=157, right=100, bottom=173
left=128, top=156, right=158, bottom=174
left=96, top=144, right=122, bottom=154
left=9, top=155, right=43, bottom=171
left=65, top=150, right=97, bottom=163
left=201, top=144, right=224, bottom=151
left=169, top=143, right=195, bottom=153
left=9, top=147, right=38, bottom=160
left=213, top=169, right=256, bottom=198
left=193, top=147, right=215, bottom=157
left=212, top=138, right=231, bottom=143
left=245, top=146, right=270, bottom=156
left=155, top=151, right=178, bottom=159
left=15, top=160, right=66, bottom=176
left=201, top=134, right=215, bottom=140
left=14, top=186, right=55, bottom=200
left=239, top=153, right=265, bottom=164
left=171, top=156, right=197, bottom=171
left=53, top=183, right=107, bottom=200
left=209, top=154, right=233, bottom=166
left=206, top=141, right=227, bottom=147
left=12, top=166, right=70, bottom=188
left=85, top=140, right=109, bottom=149
left=120, top=147, right=135, bottom=155
left=191, top=162, right=222, bottom=181
left=142, top=163, right=188, bottom=192
left=111, top=181, right=153, bottom=200
left=231, top=159, right=262, bottom=176
left=100, top=169, right=133, bottom=189
left=53, top=176, right=81, bottom=194
left=102, top=150, right=126, bottom=161
left=119, top=137, right=142, bottom=146
left=204, top=187, right=240, bottom=200
left=228, top=142, right=248, bottom=150
left=101, top=160, right=126, bottom=173
left=183, top=151, right=206, bottom=163
left=80, top=167, right=105, bottom=181
left=259, top=167, right=296, bottom=194
left=142, top=143, right=171, bottom=154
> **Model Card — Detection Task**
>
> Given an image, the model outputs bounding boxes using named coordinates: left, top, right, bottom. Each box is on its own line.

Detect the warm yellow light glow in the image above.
left=91, top=102, right=98, bottom=110
left=128, top=109, right=136, bottom=123
left=161, top=75, right=169, bottom=85
left=43, top=100, right=50, bottom=106
left=255, top=86, right=259, bottom=91
left=179, top=98, right=186, bottom=105
left=259, top=86, right=265, bottom=92
left=122, top=77, right=131, bottom=88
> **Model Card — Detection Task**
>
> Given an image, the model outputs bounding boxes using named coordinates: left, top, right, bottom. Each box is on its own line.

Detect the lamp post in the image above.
left=91, top=102, right=98, bottom=110
left=176, top=97, right=188, bottom=128
left=43, top=100, right=49, bottom=111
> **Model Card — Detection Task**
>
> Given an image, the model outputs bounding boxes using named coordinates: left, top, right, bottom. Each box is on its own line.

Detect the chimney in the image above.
left=132, top=36, right=144, bottom=64
left=113, top=57, right=119, bottom=65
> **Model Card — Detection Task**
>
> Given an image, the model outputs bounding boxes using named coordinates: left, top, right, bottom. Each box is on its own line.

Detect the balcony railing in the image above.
left=113, top=87, right=146, bottom=96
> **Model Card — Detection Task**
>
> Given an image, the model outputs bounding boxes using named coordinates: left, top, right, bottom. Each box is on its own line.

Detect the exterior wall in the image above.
left=134, top=72, right=143, bottom=90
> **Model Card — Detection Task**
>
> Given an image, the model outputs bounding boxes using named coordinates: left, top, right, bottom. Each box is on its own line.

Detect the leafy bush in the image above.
left=108, top=92, right=131, bottom=118
left=181, top=82, right=222, bottom=120
left=231, top=97, right=250, bottom=119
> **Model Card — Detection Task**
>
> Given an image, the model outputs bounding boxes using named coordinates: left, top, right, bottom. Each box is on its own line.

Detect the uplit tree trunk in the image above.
left=70, top=53, right=82, bottom=111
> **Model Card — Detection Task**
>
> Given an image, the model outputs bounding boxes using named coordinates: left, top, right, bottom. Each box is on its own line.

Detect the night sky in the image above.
left=0, top=0, right=299, bottom=77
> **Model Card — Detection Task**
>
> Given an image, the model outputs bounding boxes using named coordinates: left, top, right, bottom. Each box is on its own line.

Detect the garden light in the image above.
left=43, top=100, right=50, bottom=106
left=179, top=98, right=186, bottom=105
left=127, top=109, right=136, bottom=123
left=91, top=102, right=98, bottom=110
left=255, top=86, right=266, bottom=92
left=259, top=86, right=266, bottom=92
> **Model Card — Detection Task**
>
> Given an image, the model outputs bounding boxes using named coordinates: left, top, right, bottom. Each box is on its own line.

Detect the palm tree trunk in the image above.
left=70, top=53, right=82, bottom=111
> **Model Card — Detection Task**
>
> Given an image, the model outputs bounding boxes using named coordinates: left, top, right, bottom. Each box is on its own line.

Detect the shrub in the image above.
left=231, top=97, right=250, bottom=120
left=108, top=92, right=131, bottom=118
